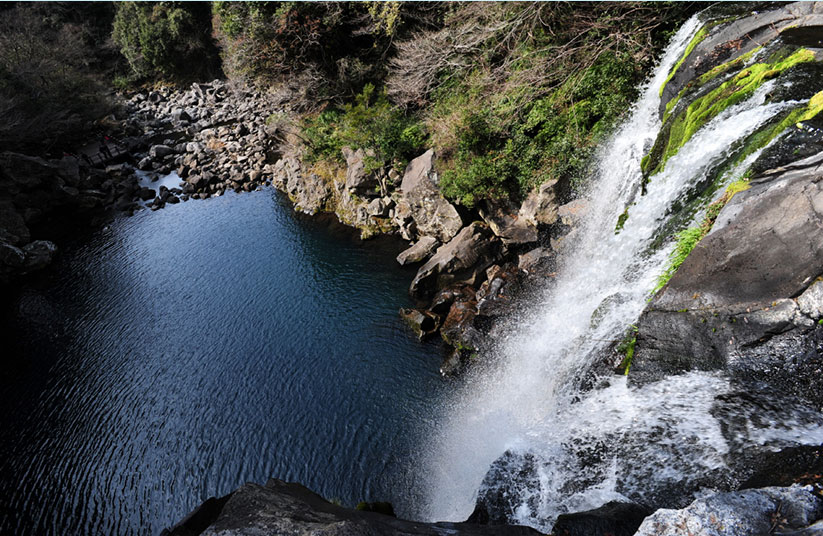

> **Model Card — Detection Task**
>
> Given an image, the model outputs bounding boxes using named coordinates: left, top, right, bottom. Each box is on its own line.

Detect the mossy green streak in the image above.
left=659, top=26, right=709, bottom=98
left=649, top=48, right=815, bottom=178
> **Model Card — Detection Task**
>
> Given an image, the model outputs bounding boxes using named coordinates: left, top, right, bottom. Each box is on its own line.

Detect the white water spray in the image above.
left=418, top=16, right=823, bottom=532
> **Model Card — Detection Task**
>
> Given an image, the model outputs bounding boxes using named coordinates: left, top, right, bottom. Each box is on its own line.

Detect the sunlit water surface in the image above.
left=0, top=190, right=446, bottom=535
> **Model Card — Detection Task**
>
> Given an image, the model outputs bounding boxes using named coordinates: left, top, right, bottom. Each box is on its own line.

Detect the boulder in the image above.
left=409, top=222, right=502, bottom=299
left=519, top=179, right=560, bottom=226
left=0, top=152, right=58, bottom=189
left=634, top=485, right=823, bottom=536
left=287, top=172, right=331, bottom=215
left=396, top=236, right=439, bottom=266
left=163, top=479, right=541, bottom=536
left=0, top=240, right=25, bottom=268
left=398, top=150, right=463, bottom=242
left=342, top=147, right=378, bottom=195
left=551, top=502, right=652, bottom=536
left=0, top=200, right=31, bottom=245
left=480, top=201, right=538, bottom=247
left=399, top=308, right=440, bottom=339
left=366, top=197, right=388, bottom=217
left=21, top=240, right=57, bottom=272
left=440, top=294, right=481, bottom=349
left=476, top=264, right=524, bottom=319
left=137, top=188, right=156, bottom=201
left=149, top=145, right=174, bottom=159
left=631, top=153, right=823, bottom=400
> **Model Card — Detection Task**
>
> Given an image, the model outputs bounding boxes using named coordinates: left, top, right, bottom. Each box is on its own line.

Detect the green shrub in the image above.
left=112, top=2, right=220, bottom=82
left=302, top=84, right=427, bottom=174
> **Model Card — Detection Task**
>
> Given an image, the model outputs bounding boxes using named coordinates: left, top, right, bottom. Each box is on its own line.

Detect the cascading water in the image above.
left=418, top=15, right=823, bottom=532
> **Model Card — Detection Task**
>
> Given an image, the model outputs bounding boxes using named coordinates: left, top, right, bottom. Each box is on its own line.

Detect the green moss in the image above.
left=663, top=46, right=764, bottom=123
left=617, top=325, right=638, bottom=375
left=649, top=48, right=815, bottom=178
left=653, top=178, right=750, bottom=293
left=659, top=26, right=709, bottom=98
left=726, top=89, right=823, bottom=172
left=615, top=206, right=630, bottom=233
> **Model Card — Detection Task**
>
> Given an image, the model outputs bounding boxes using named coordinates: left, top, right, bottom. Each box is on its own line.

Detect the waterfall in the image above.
left=418, top=14, right=823, bottom=532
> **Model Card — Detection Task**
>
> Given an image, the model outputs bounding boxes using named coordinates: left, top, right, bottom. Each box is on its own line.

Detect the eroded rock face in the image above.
left=342, top=147, right=378, bottom=195
left=397, top=150, right=463, bottom=242
left=632, top=152, right=823, bottom=403
left=519, top=179, right=560, bottom=227
left=396, top=236, right=439, bottom=266
left=163, top=479, right=542, bottom=536
left=409, top=222, right=502, bottom=299
left=480, top=201, right=538, bottom=248
left=634, top=484, right=823, bottom=536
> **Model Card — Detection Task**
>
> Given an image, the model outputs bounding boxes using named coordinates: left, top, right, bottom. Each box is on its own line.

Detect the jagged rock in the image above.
left=557, top=199, right=588, bottom=227
left=366, top=197, right=388, bottom=217
left=149, top=145, right=174, bottom=159
left=137, top=188, right=156, bottom=201
left=399, top=308, right=439, bottom=339
left=0, top=200, right=31, bottom=245
left=634, top=485, right=823, bottom=536
left=138, top=156, right=153, bottom=170
left=430, top=284, right=477, bottom=316
left=440, top=294, right=481, bottom=349
left=551, top=501, right=652, bottom=536
left=398, top=150, right=463, bottom=242
left=517, top=247, right=556, bottom=276
left=476, top=264, right=524, bottom=319
left=0, top=240, right=25, bottom=268
left=632, top=152, right=823, bottom=403
left=519, top=179, right=560, bottom=226
left=396, top=236, right=439, bottom=266
left=164, top=479, right=541, bottom=536
left=480, top=201, right=538, bottom=247
left=22, top=240, right=57, bottom=272
left=409, top=222, right=502, bottom=299
left=0, top=151, right=58, bottom=188
left=342, top=147, right=378, bottom=195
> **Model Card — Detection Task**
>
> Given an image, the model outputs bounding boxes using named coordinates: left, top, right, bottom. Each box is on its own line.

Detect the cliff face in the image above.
left=629, top=2, right=823, bottom=408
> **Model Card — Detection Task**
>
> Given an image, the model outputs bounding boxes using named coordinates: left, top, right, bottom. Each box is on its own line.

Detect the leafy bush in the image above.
left=302, top=84, right=427, bottom=174
left=0, top=4, right=110, bottom=152
left=438, top=51, right=641, bottom=207
left=112, top=2, right=220, bottom=82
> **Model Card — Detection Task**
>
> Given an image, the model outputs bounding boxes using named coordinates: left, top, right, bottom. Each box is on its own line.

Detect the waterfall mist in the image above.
left=417, top=15, right=823, bottom=532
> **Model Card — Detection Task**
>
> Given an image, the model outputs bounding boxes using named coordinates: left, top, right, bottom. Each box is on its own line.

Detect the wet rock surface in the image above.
left=634, top=484, right=823, bottom=536
left=632, top=152, right=823, bottom=404
left=163, top=479, right=542, bottom=536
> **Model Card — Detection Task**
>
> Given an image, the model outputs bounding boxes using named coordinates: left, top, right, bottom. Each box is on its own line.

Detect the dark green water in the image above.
left=0, top=190, right=446, bottom=535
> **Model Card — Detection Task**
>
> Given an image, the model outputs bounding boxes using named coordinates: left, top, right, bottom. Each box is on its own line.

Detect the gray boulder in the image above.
left=285, top=169, right=330, bottom=215
left=519, top=179, right=560, bottom=226
left=149, top=145, right=175, bottom=159
left=397, top=150, right=463, bottom=242
left=0, top=200, right=30, bottom=245
left=409, top=222, right=502, bottom=298
left=342, top=147, right=378, bottom=195
left=480, top=201, right=538, bottom=247
left=631, top=152, right=823, bottom=402
left=0, top=240, right=25, bottom=268
left=164, top=479, right=540, bottom=536
left=396, top=236, right=439, bottom=266
left=22, top=240, right=57, bottom=273
left=634, top=485, right=823, bottom=536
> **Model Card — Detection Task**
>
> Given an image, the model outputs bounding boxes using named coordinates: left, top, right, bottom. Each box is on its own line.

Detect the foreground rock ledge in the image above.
left=162, top=478, right=540, bottom=536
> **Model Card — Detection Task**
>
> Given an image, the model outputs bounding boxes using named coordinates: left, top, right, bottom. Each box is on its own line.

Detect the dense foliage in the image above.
left=112, top=2, right=220, bottom=83
left=0, top=3, right=114, bottom=152
left=302, top=84, right=427, bottom=174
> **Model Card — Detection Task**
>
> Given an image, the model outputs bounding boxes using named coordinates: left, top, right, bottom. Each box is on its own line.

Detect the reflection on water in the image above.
left=0, top=191, right=445, bottom=535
